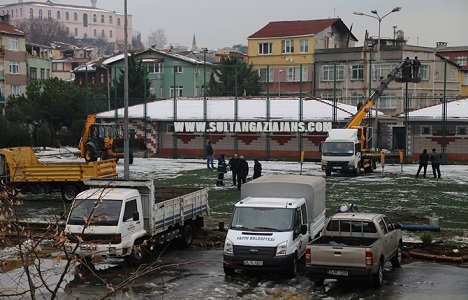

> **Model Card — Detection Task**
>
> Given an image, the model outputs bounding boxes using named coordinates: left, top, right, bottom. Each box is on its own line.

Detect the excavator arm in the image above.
left=78, top=114, right=96, bottom=157
left=345, top=62, right=405, bottom=128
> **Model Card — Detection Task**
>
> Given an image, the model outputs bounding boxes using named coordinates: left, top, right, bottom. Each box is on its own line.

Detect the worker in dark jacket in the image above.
left=237, top=156, right=249, bottom=190
left=228, top=154, right=239, bottom=186
left=430, top=148, right=441, bottom=178
left=253, top=159, right=262, bottom=179
left=416, top=149, right=429, bottom=178
left=216, top=154, right=227, bottom=186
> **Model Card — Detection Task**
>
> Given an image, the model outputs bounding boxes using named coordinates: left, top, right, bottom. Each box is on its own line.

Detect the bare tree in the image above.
left=146, top=28, right=168, bottom=49
left=17, top=17, right=70, bottom=46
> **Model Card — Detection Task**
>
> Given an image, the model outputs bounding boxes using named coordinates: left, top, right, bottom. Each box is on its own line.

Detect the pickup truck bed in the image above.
left=312, top=236, right=378, bottom=247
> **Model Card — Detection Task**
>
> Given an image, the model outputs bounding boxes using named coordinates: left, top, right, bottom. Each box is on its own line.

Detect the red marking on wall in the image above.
left=430, top=131, right=459, bottom=146
left=237, top=134, right=259, bottom=145
left=206, top=135, right=225, bottom=144
left=271, top=134, right=293, bottom=145
left=177, top=134, right=198, bottom=144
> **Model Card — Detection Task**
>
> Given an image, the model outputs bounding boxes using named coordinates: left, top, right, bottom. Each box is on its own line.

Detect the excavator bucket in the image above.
left=113, top=138, right=147, bottom=153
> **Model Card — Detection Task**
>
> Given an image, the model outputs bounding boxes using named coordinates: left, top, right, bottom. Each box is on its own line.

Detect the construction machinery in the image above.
left=321, top=61, right=419, bottom=176
left=78, top=114, right=147, bottom=164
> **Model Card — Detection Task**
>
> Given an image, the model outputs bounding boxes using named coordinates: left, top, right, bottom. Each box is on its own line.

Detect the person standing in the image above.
left=206, top=140, right=214, bottom=169
left=253, top=159, right=262, bottom=179
left=430, top=148, right=441, bottom=178
left=237, top=156, right=249, bottom=190
left=416, top=149, right=429, bottom=178
left=403, top=57, right=412, bottom=79
left=228, top=154, right=239, bottom=186
left=412, top=56, right=421, bottom=79
left=216, top=154, right=227, bottom=186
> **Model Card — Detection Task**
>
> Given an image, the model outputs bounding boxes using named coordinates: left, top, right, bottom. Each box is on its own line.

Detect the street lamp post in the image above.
left=354, top=6, right=401, bottom=150
left=278, top=69, right=283, bottom=97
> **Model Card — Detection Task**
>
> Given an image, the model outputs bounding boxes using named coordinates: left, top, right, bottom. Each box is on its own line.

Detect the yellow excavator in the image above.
left=78, top=114, right=147, bottom=164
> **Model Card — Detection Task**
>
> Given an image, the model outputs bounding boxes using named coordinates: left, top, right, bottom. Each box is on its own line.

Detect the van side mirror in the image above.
left=133, top=211, right=139, bottom=221
left=300, top=224, right=308, bottom=235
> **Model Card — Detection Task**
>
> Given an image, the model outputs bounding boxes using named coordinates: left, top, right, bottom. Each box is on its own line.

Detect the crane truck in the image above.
left=78, top=114, right=147, bottom=164
left=321, top=61, right=419, bottom=176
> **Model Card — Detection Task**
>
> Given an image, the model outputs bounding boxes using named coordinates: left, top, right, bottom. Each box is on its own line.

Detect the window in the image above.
left=174, top=66, right=182, bottom=73
left=147, top=63, right=163, bottom=73
left=48, top=10, right=51, bottom=19
left=20, top=8, right=22, bottom=17
left=65, top=27, right=69, bottom=34
left=75, top=28, right=78, bottom=36
left=46, top=69, right=50, bottom=79
left=93, top=14, right=97, bottom=22
left=9, top=38, right=19, bottom=51
left=65, top=12, right=69, bottom=20
left=456, top=126, right=467, bottom=135
left=93, top=29, right=97, bottom=37
left=40, top=68, right=45, bottom=80
left=420, top=65, right=430, bottom=80
left=74, top=12, right=78, bottom=21
left=379, top=94, right=397, bottom=109
left=281, top=40, right=294, bottom=54
left=321, top=65, right=344, bottom=81
left=38, top=9, right=42, bottom=19
left=109, top=15, right=113, bottom=24
left=11, top=86, right=21, bottom=95
left=9, top=62, right=19, bottom=74
left=417, top=93, right=428, bottom=108
left=421, top=126, right=431, bottom=135
left=170, top=86, right=183, bottom=97
left=373, top=63, right=395, bottom=81
left=455, top=56, right=467, bottom=66
left=123, top=199, right=138, bottom=222
left=465, top=72, right=468, bottom=85
left=350, top=64, right=364, bottom=80
left=258, top=42, right=272, bottom=55
left=349, top=93, right=364, bottom=107
left=57, top=11, right=61, bottom=19
left=30, top=67, right=37, bottom=81
left=101, top=15, right=105, bottom=23
left=287, top=66, right=308, bottom=82
left=117, top=18, right=121, bottom=26
left=30, top=8, right=33, bottom=18
left=299, top=39, right=308, bottom=53
left=109, top=30, right=112, bottom=38
left=101, top=30, right=105, bottom=38
left=83, top=13, right=88, bottom=27
left=449, top=67, right=457, bottom=81
left=257, top=68, right=274, bottom=83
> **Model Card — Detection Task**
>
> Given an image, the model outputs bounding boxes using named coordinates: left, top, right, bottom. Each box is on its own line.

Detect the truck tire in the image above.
left=84, top=145, right=97, bottom=162
left=391, top=242, right=402, bottom=268
left=125, top=243, right=148, bottom=266
left=372, top=261, right=383, bottom=288
left=178, top=224, right=194, bottom=248
left=223, top=264, right=236, bottom=276
left=61, top=184, right=79, bottom=202
left=325, top=170, right=331, bottom=176
left=285, top=254, right=298, bottom=278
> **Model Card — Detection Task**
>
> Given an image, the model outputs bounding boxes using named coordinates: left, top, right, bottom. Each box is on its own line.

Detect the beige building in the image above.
left=0, top=0, right=132, bottom=45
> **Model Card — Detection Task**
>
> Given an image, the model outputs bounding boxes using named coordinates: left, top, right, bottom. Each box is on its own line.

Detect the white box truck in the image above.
left=321, top=129, right=363, bottom=176
left=64, top=178, right=209, bottom=266
left=223, top=175, right=326, bottom=278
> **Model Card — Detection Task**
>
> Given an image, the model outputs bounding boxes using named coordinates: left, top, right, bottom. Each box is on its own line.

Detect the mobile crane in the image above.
left=78, top=114, right=147, bottom=164
left=321, top=60, right=419, bottom=176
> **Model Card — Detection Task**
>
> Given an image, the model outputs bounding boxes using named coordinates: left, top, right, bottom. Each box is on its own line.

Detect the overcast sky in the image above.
left=27, top=0, right=468, bottom=50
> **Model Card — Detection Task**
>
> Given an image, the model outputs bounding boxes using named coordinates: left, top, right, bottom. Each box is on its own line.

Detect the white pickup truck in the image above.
left=305, top=213, right=402, bottom=287
left=64, top=178, right=209, bottom=266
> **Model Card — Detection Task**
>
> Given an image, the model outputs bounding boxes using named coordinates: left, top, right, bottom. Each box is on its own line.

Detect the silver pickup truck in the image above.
left=305, top=213, right=402, bottom=287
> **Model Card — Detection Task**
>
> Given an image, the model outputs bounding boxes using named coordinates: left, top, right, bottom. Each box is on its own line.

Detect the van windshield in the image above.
left=67, top=199, right=122, bottom=226
left=230, top=207, right=293, bottom=232
left=322, top=142, right=354, bottom=156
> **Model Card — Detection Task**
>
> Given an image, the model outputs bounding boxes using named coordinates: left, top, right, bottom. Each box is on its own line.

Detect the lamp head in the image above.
left=371, top=10, right=378, bottom=14
left=392, top=6, right=402, bottom=12
left=353, top=11, right=364, bottom=15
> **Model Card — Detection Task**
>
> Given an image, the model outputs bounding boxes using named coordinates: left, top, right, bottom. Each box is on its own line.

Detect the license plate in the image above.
left=243, top=260, right=263, bottom=266
left=327, top=270, right=348, bottom=276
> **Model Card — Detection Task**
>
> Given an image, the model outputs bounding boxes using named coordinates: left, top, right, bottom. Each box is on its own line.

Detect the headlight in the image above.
left=224, top=238, right=233, bottom=254
left=276, top=241, right=287, bottom=256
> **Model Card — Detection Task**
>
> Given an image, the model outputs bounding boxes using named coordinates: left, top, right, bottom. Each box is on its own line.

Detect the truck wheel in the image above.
left=125, top=243, right=148, bottom=266
left=178, top=224, right=194, bottom=248
left=84, top=145, right=97, bottom=162
left=372, top=261, right=383, bottom=288
left=129, top=151, right=134, bottom=164
left=61, top=184, right=79, bottom=202
left=325, top=170, right=331, bottom=176
left=223, top=264, right=236, bottom=276
left=391, top=242, right=402, bottom=268
left=285, top=255, right=298, bottom=278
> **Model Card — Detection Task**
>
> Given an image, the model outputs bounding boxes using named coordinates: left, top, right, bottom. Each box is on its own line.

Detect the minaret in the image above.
left=91, top=0, right=97, bottom=8
left=192, top=34, right=197, bottom=52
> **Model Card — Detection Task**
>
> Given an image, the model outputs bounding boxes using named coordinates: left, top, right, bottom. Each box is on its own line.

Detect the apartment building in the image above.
left=435, top=42, right=468, bottom=97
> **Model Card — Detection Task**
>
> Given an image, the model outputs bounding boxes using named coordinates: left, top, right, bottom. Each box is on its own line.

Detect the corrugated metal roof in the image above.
left=0, top=22, right=25, bottom=36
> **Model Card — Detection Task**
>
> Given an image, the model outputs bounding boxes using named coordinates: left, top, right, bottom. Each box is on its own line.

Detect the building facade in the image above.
left=435, top=42, right=468, bottom=97
left=26, top=42, right=52, bottom=82
left=0, top=0, right=132, bottom=45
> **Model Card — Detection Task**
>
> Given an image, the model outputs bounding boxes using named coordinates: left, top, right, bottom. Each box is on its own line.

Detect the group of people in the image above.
left=403, top=56, right=421, bottom=80
left=416, top=148, right=442, bottom=178
left=207, top=141, right=262, bottom=189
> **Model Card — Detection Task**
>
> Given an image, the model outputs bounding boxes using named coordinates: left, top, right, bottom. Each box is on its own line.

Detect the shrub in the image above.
left=420, top=232, right=433, bottom=245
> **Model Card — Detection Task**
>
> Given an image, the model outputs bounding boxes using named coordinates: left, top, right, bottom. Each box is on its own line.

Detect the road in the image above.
left=64, top=248, right=468, bottom=300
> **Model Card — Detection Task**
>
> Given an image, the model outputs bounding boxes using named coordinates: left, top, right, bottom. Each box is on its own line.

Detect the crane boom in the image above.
left=345, top=62, right=405, bottom=128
